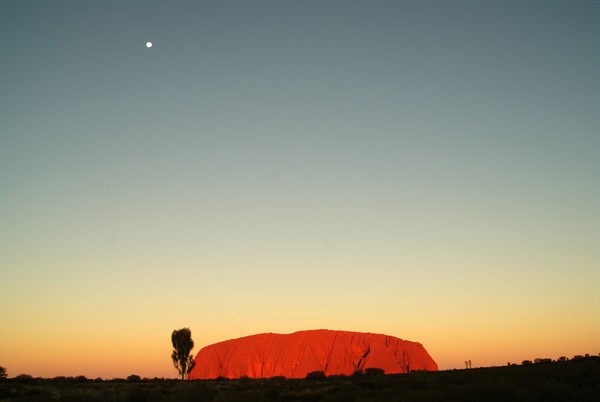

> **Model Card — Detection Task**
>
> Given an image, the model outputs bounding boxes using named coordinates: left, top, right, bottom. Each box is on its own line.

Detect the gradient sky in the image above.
left=1, top=0, right=599, bottom=379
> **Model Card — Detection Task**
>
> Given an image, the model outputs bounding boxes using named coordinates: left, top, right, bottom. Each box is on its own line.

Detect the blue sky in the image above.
left=1, top=0, right=599, bottom=378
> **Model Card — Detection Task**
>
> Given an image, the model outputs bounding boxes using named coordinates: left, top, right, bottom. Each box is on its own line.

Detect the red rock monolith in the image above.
left=187, top=329, right=437, bottom=379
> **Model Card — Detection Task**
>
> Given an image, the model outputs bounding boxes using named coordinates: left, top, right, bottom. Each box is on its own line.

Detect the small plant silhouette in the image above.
left=365, top=368, right=385, bottom=376
left=306, top=371, right=326, bottom=379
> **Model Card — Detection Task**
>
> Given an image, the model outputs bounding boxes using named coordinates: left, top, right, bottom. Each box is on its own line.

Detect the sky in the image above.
left=1, top=0, right=599, bottom=379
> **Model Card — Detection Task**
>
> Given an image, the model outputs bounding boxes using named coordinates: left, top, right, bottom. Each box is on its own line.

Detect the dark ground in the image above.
left=1, top=357, right=598, bottom=402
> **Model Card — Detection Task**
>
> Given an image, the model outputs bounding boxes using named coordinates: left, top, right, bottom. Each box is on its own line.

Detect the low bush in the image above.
left=364, top=368, right=385, bottom=376
left=306, top=371, right=326, bottom=379
left=127, top=374, right=142, bottom=382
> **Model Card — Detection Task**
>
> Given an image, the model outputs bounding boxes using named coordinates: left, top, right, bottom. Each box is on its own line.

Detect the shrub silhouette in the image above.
left=305, top=370, right=326, bottom=379
left=0, top=366, right=6, bottom=380
left=14, top=374, right=34, bottom=382
left=127, top=374, right=141, bottom=382
left=365, top=367, right=385, bottom=376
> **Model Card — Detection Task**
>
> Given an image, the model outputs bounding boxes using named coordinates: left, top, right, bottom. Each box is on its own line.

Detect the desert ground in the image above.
left=1, top=356, right=598, bottom=402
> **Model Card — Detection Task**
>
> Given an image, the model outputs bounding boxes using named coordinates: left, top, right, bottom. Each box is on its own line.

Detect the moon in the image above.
left=146, top=41, right=153, bottom=48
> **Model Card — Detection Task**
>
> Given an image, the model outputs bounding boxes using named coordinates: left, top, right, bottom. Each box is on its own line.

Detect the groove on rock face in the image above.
left=356, top=345, right=371, bottom=371
left=324, top=332, right=339, bottom=374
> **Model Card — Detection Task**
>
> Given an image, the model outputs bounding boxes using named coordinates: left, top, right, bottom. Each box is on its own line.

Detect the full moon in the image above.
left=146, top=41, right=153, bottom=48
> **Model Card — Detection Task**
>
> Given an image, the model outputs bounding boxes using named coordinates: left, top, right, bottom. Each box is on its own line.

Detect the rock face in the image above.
left=188, top=329, right=437, bottom=379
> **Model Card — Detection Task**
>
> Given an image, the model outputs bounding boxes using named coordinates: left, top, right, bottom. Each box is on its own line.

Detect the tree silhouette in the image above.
left=171, top=328, right=195, bottom=380
left=0, top=366, right=6, bottom=379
